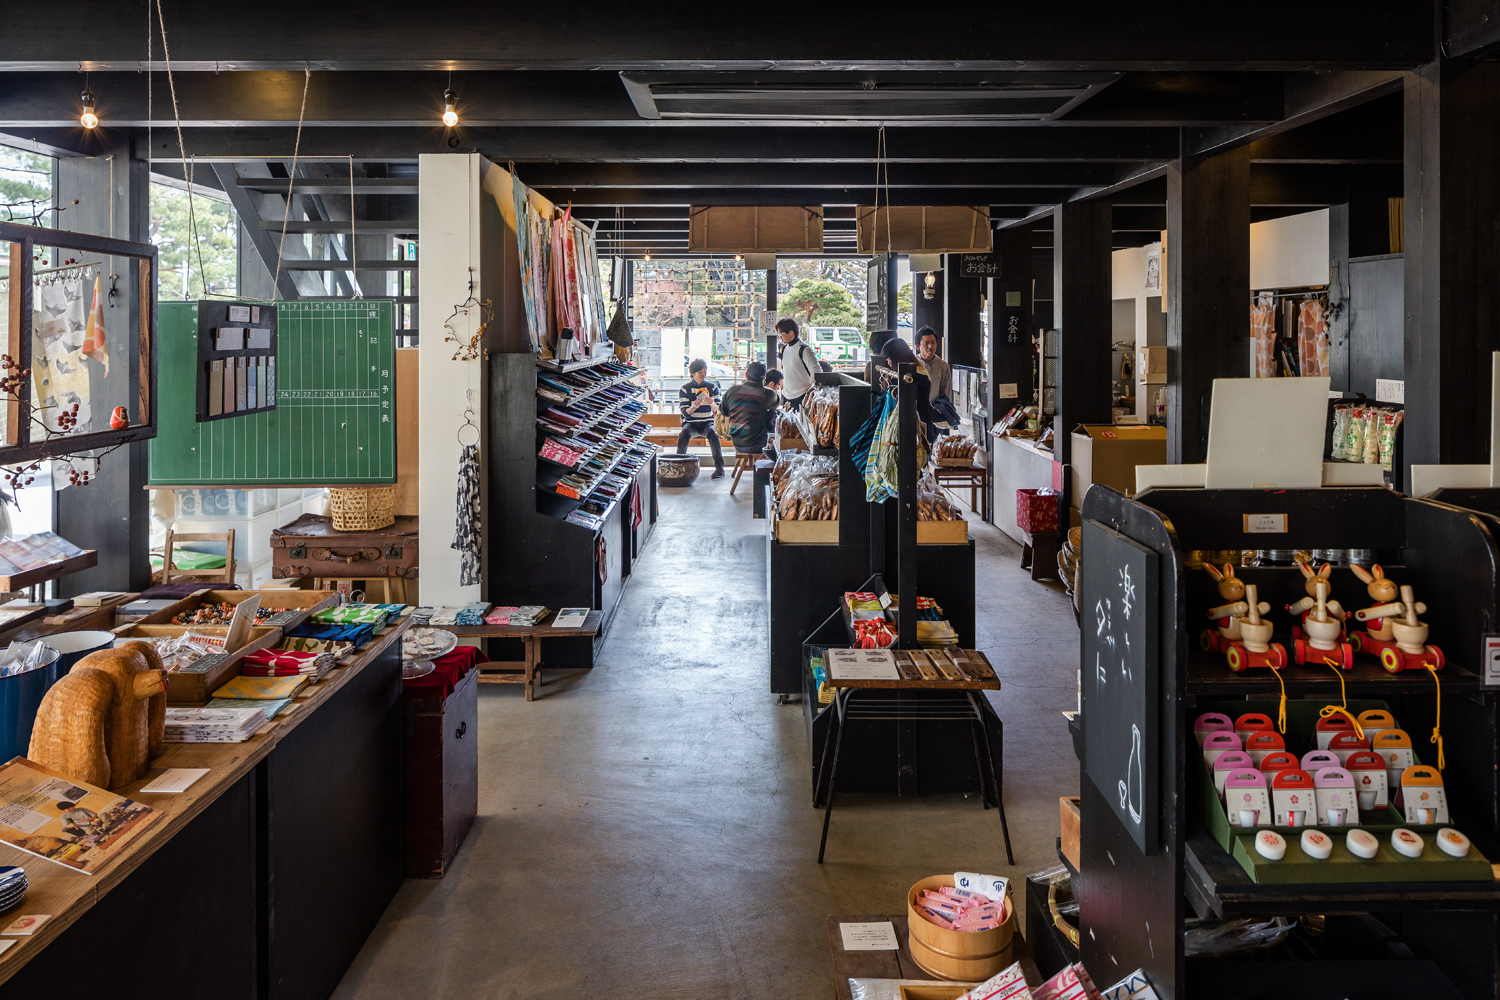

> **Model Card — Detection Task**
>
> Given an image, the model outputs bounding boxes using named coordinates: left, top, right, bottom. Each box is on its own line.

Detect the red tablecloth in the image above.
left=402, top=645, right=485, bottom=701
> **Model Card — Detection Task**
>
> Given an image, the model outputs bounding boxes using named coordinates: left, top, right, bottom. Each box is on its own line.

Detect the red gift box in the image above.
left=1016, top=488, right=1059, bottom=534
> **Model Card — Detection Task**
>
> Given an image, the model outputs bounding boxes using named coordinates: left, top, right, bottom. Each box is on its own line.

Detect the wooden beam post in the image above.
left=991, top=227, right=1035, bottom=421
left=1166, top=145, right=1251, bottom=464
left=913, top=266, right=943, bottom=346
left=1403, top=60, right=1500, bottom=488
left=942, top=256, right=985, bottom=370
left=1054, top=198, right=1114, bottom=468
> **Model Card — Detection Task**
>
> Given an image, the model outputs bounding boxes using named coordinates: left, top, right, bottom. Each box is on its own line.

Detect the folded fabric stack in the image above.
left=312, top=603, right=398, bottom=626
left=240, top=648, right=334, bottom=682
left=287, top=621, right=379, bottom=648
left=213, top=673, right=310, bottom=701
left=916, top=619, right=960, bottom=648
left=408, top=607, right=435, bottom=625
left=428, top=607, right=462, bottom=626
left=163, top=706, right=268, bottom=743
left=454, top=602, right=492, bottom=626
left=277, top=635, right=358, bottom=662
left=484, top=605, right=550, bottom=626
left=208, top=696, right=296, bottom=720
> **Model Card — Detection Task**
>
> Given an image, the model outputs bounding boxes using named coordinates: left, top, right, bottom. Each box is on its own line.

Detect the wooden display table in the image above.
left=447, top=609, right=603, bottom=700
left=0, top=616, right=411, bottom=996
left=934, top=460, right=990, bottom=522
left=827, top=914, right=1043, bottom=999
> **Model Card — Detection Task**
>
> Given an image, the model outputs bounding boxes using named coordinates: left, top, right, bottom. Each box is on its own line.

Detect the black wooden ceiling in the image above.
left=0, top=1, right=1488, bottom=257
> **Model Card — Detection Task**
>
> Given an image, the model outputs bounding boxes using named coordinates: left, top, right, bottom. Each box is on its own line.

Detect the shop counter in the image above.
left=989, top=435, right=1054, bottom=545
left=0, top=617, right=411, bottom=997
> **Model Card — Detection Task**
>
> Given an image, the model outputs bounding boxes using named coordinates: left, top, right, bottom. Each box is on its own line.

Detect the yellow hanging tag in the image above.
left=1317, top=658, right=1365, bottom=740
left=1425, top=663, right=1444, bottom=770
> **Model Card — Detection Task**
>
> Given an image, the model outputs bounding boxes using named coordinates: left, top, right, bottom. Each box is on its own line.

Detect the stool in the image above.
left=729, top=453, right=757, bottom=495
left=1020, top=531, right=1060, bottom=582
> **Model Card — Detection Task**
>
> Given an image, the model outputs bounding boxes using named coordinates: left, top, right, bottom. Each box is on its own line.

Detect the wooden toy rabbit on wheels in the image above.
left=1201, top=564, right=1287, bottom=670
left=1287, top=561, right=1354, bottom=668
left=1351, top=567, right=1444, bottom=672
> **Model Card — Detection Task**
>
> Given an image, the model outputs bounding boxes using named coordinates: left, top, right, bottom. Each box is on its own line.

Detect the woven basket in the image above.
left=328, top=486, right=397, bottom=531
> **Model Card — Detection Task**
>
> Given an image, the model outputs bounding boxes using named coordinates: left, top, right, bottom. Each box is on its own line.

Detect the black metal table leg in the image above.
left=818, top=689, right=850, bottom=864
left=968, top=715, right=991, bottom=810
left=813, top=689, right=839, bottom=807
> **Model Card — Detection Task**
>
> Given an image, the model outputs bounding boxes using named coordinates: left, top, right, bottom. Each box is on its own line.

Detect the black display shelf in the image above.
left=1075, top=485, right=1500, bottom=1000
left=486, top=352, right=658, bottom=667
left=536, top=368, right=639, bottom=409
left=1183, top=832, right=1500, bottom=919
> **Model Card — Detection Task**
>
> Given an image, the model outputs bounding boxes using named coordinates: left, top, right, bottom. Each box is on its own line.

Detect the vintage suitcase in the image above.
left=270, top=513, right=419, bottom=580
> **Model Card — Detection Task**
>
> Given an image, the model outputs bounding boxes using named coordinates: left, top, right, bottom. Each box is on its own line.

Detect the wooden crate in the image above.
left=936, top=457, right=978, bottom=468
left=917, top=521, right=969, bottom=545
left=129, top=588, right=338, bottom=630
left=773, top=517, right=839, bottom=544
left=1060, top=796, right=1081, bottom=872
left=113, top=623, right=284, bottom=704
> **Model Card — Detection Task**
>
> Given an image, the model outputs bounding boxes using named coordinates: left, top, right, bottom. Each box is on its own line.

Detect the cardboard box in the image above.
left=1070, top=424, right=1168, bottom=508
left=1138, top=345, right=1167, bottom=384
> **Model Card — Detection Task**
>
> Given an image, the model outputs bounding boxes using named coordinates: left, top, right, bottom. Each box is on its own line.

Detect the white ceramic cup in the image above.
left=1326, top=808, right=1345, bottom=826
left=1417, top=807, right=1436, bottom=825
left=1357, top=791, right=1377, bottom=810
left=1238, top=809, right=1259, bottom=827
left=1286, top=810, right=1305, bottom=828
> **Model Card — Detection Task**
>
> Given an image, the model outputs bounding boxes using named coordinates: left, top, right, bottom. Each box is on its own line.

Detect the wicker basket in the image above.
left=328, top=486, right=397, bottom=531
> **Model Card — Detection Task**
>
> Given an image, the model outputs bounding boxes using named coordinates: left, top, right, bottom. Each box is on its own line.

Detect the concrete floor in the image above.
left=333, top=469, right=1080, bottom=998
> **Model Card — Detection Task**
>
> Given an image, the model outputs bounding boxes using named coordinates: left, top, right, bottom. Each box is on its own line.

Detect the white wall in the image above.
left=418, top=153, right=484, bottom=607
left=1112, top=243, right=1160, bottom=419
left=1250, top=209, right=1329, bottom=289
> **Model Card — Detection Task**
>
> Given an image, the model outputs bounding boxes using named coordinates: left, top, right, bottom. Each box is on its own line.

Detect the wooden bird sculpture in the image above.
left=28, top=641, right=166, bottom=789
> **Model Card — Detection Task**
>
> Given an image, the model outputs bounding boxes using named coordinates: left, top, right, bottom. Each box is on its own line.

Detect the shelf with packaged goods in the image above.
left=537, top=354, right=622, bottom=375
left=537, top=419, right=649, bottom=478
left=1184, top=651, right=1479, bottom=695
left=536, top=432, right=650, bottom=491
left=536, top=368, right=642, bottom=411
left=1183, top=832, right=1500, bottom=918
left=536, top=445, right=652, bottom=513
left=536, top=390, right=647, bottom=443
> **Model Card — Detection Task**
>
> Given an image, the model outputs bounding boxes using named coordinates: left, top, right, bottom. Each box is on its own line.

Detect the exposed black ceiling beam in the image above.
left=0, top=3, right=1434, bottom=70
left=1187, top=70, right=1403, bottom=158
left=1249, top=164, right=1351, bottom=206
left=84, top=125, right=1187, bottom=164
left=1243, top=93, right=1403, bottom=163
left=530, top=186, right=1073, bottom=207
left=1112, top=206, right=1166, bottom=231
left=518, top=162, right=1124, bottom=189
left=1446, top=0, right=1500, bottom=58
left=1055, top=72, right=1284, bottom=124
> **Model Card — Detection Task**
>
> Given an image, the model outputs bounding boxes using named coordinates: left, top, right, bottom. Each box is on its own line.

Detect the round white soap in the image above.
left=1301, top=829, right=1333, bottom=859
left=1436, top=828, right=1472, bottom=858
left=1254, top=830, right=1287, bottom=860
left=1391, top=828, right=1425, bottom=859
left=1346, top=829, right=1380, bottom=859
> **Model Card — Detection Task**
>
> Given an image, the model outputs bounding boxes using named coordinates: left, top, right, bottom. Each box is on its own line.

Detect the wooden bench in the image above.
left=446, top=609, right=603, bottom=700
left=642, top=411, right=731, bottom=449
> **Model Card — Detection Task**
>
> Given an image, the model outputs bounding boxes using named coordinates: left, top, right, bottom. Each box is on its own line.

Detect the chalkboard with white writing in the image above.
left=1081, top=518, right=1160, bottom=855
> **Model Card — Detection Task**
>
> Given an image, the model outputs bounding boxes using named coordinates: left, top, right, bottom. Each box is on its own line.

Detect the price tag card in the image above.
left=827, top=649, right=899, bottom=681
left=1482, top=635, right=1500, bottom=689
left=954, top=871, right=1009, bottom=903
left=838, top=921, right=898, bottom=951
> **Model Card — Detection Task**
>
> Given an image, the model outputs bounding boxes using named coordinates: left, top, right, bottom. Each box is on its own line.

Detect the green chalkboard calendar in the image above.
left=148, top=300, right=397, bottom=486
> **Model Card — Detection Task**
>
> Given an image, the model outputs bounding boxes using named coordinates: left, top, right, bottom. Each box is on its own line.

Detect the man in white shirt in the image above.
left=775, top=318, right=820, bottom=410
left=917, top=327, right=952, bottom=404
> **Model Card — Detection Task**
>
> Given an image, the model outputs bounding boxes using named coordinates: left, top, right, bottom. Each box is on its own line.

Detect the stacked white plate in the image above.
left=0, top=865, right=27, bottom=912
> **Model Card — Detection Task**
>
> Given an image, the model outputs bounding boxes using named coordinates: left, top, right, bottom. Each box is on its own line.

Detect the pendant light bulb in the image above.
left=643, top=252, right=652, bottom=261
left=441, top=88, right=458, bottom=128
left=80, top=89, right=98, bottom=130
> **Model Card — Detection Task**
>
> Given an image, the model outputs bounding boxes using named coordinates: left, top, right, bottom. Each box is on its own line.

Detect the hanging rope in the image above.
left=271, top=65, right=312, bottom=301
left=1317, top=659, right=1365, bottom=740
left=1425, top=663, right=1445, bottom=769
left=154, top=0, right=209, bottom=299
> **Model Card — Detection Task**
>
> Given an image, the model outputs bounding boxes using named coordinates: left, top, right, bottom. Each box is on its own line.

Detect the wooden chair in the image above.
left=729, top=453, right=758, bottom=495
left=159, top=529, right=237, bottom=586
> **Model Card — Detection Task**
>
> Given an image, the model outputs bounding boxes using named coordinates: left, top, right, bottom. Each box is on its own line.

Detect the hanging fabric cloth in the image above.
left=1250, top=293, right=1275, bottom=378
left=1298, top=298, right=1330, bottom=378
left=451, top=398, right=482, bottom=587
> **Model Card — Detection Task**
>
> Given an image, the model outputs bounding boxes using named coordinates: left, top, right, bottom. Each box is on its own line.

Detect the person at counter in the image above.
left=775, top=318, right=821, bottom=411
left=917, top=328, right=952, bottom=403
